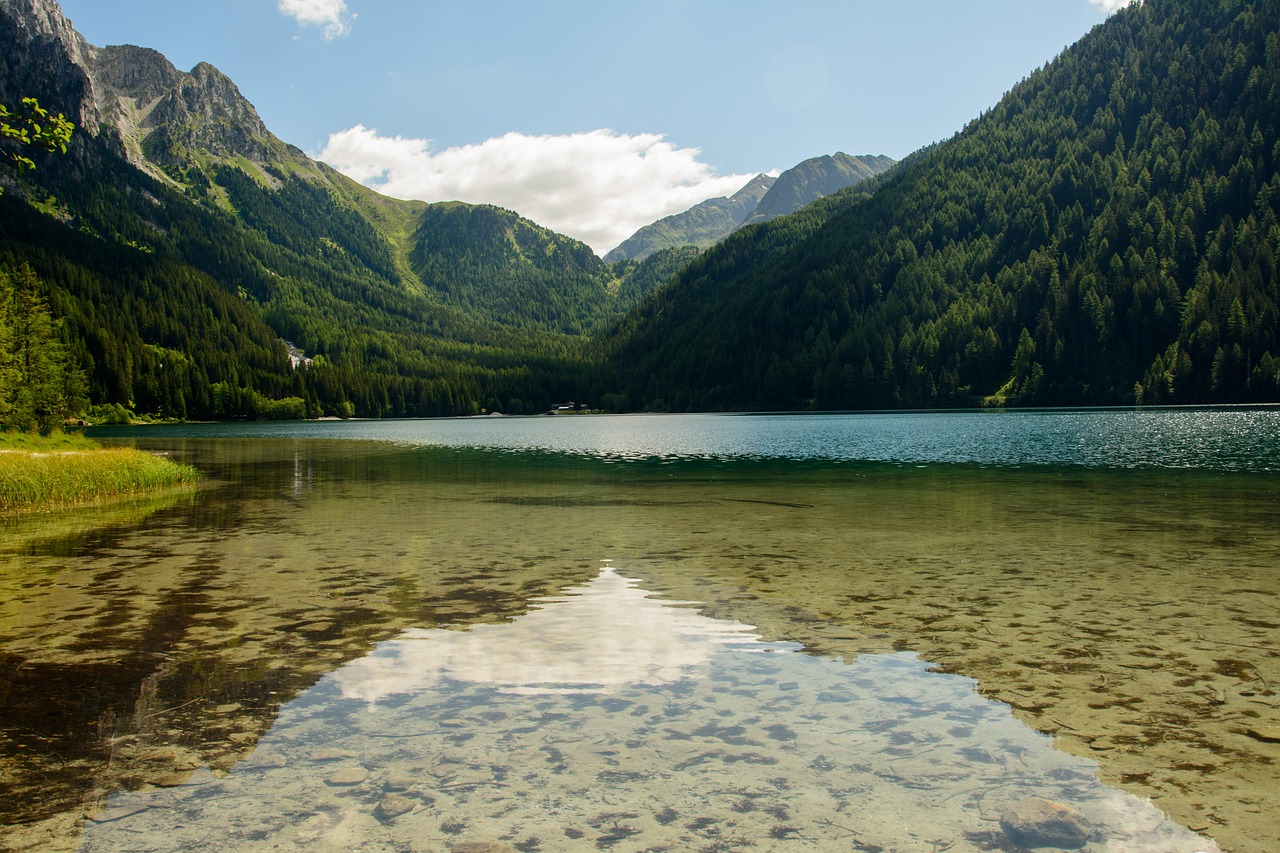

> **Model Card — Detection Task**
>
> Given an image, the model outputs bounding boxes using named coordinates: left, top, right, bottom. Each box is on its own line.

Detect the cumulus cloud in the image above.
left=278, top=0, right=353, bottom=39
left=1088, top=0, right=1135, bottom=13
left=319, top=126, right=758, bottom=255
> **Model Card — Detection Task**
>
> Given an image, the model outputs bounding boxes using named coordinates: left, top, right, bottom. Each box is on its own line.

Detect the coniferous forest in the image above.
left=601, top=0, right=1280, bottom=411
left=1, top=0, right=1278, bottom=423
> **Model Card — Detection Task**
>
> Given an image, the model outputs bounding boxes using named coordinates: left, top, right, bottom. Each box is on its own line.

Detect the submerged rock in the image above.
left=999, top=797, right=1094, bottom=849
left=324, top=767, right=369, bottom=786
left=375, top=793, right=416, bottom=819
left=449, top=841, right=516, bottom=852
left=382, top=771, right=416, bottom=791
left=311, top=747, right=356, bottom=762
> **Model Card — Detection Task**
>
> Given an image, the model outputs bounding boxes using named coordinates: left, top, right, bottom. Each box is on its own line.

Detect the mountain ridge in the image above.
left=737, top=152, right=896, bottom=228
left=604, top=153, right=895, bottom=262
left=602, top=173, right=775, bottom=262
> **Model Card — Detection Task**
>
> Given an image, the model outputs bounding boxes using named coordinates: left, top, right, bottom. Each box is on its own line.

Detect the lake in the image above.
left=2, top=409, right=1277, bottom=852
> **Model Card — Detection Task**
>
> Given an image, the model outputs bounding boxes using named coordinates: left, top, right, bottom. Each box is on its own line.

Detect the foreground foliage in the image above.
left=0, top=432, right=199, bottom=513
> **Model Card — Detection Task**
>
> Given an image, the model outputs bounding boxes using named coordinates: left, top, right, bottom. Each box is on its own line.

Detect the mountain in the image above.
left=0, top=0, right=620, bottom=420
left=602, top=174, right=775, bottom=262
left=604, top=154, right=896, bottom=263
left=601, top=0, right=1280, bottom=412
left=737, top=152, right=896, bottom=229
left=408, top=202, right=616, bottom=335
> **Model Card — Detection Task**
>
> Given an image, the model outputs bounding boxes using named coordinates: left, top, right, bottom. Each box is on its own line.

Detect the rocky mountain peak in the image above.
left=89, top=44, right=277, bottom=171
left=3, top=0, right=287, bottom=182
left=0, top=0, right=99, bottom=136
left=92, top=44, right=183, bottom=105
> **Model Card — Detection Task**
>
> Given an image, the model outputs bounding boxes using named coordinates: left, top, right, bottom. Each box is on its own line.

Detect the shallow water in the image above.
left=2, top=411, right=1277, bottom=851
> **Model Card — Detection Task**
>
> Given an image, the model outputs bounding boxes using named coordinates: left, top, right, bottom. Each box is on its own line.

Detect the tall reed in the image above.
left=0, top=438, right=199, bottom=513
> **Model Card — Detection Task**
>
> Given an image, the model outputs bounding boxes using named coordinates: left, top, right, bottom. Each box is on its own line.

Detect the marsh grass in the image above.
left=0, top=433, right=200, bottom=513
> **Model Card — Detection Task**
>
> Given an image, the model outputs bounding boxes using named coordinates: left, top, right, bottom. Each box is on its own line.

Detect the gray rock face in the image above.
left=0, top=0, right=99, bottom=137
left=91, top=46, right=278, bottom=172
left=999, top=797, right=1095, bottom=849
left=2, top=0, right=283, bottom=179
left=737, top=152, right=896, bottom=227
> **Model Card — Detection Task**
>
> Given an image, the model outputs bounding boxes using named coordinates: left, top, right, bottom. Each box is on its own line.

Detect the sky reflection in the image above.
left=333, top=565, right=760, bottom=700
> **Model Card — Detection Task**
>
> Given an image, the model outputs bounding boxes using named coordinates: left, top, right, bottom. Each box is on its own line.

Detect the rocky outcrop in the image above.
left=2, top=0, right=288, bottom=181
left=0, top=0, right=99, bottom=139
left=91, top=46, right=281, bottom=174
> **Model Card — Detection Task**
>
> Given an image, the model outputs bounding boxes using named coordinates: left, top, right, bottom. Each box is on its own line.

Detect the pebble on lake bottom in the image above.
left=1000, top=797, right=1095, bottom=849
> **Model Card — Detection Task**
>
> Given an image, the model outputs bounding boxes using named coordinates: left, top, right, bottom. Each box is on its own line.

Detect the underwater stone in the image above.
left=311, top=748, right=356, bottom=761
left=999, top=797, right=1094, bottom=849
left=383, top=771, right=416, bottom=791
left=1245, top=725, right=1280, bottom=743
left=375, top=794, right=416, bottom=819
left=325, top=767, right=369, bottom=786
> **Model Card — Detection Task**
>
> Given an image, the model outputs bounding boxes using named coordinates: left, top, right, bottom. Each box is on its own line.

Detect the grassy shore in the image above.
left=0, top=432, right=200, bottom=513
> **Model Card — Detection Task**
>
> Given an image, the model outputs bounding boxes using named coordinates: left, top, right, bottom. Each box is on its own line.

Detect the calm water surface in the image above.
left=1, top=410, right=1277, bottom=852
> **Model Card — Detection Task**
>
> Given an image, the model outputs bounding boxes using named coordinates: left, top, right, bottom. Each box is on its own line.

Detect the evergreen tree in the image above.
left=0, top=263, right=86, bottom=431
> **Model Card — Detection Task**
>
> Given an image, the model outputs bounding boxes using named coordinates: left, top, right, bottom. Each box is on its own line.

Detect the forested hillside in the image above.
left=602, top=0, right=1280, bottom=411
left=0, top=0, right=623, bottom=420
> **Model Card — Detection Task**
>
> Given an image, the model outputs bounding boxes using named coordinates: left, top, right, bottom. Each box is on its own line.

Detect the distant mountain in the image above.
left=601, top=0, right=1280, bottom=412
left=604, top=153, right=894, bottom=263
left=0, top=0, right=619, bottom=419
left=737, top=152, right=896, bottom=228
left=603, top=174, right=774, bottom=262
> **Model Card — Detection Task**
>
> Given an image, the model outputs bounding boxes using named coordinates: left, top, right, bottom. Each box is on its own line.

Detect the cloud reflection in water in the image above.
left=333, top=566, right=761, bottom=700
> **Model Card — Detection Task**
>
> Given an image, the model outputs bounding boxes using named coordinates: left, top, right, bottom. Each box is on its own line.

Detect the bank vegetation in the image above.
left=0, top=432, right=199, bottom=513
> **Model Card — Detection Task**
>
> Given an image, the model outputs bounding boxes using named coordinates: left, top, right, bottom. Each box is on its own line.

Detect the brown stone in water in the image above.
left=999, top=797, right=1094, bottom=849
left=1245, top=725, right=1280, bottom=743
left=449, top=842, right=516, bottom=853
left=375, top=793, right=416, bottom=819
left=150, top=771, right=194, bottom=788
left=325, top=767, right=369, bottom=786
left=311, top=747, right=356, bottom=761
left=383, top=771, right=416, bottom=791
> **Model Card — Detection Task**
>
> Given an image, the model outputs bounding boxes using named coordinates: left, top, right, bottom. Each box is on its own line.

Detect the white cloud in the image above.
left=318, top=126, right=758, bottom=255
left=1088, top=0, right=1135, bottom=14
left=277, top=0, right=353, bottom=39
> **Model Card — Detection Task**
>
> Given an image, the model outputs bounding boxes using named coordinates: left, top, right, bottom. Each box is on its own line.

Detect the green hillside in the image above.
left=0, top=4, right=618, bottom=420
left=408, top=202, right=618, bottom=335
left=602, top=0, right=1280, bottom=411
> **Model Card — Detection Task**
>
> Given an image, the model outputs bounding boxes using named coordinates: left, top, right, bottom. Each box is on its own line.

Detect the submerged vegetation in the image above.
left=0, top=432, right=199, bottom=513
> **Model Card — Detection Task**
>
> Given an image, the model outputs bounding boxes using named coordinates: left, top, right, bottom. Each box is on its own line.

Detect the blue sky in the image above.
left=56, top=0, right=1129, bottom=253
